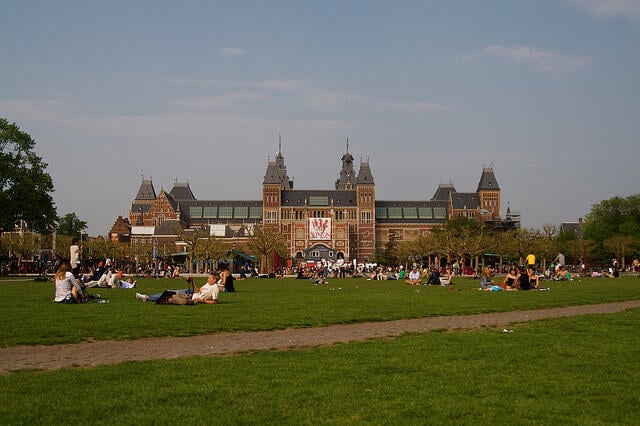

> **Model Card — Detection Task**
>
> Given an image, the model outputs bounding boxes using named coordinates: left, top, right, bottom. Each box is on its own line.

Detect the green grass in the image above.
left=2, top=275, right=640, bottom=346
left=1, top=309, right=639, bottom=425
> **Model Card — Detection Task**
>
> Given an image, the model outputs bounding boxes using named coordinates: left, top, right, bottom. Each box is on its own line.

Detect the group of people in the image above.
left=479, top=265, right=546, bottom=291
left=54, top=236, right=233, bottom=305
left=404, top=265, right=454, bottom=286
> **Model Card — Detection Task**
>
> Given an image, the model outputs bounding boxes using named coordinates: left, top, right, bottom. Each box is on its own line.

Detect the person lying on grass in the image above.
left=136, top=274, right=220, bottom=304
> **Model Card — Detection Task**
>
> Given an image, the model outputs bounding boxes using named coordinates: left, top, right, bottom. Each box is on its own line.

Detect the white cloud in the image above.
left=567, top=0, right=640, bottom=24
left=218, top=47, right=247, bottom=56
left=461, top=44, right=593, bottom=74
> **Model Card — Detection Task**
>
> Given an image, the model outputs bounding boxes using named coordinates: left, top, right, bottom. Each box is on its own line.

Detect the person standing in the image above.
left=525, top=252, right=536, bottom=269
left=70, top=237, right=82, bottom=278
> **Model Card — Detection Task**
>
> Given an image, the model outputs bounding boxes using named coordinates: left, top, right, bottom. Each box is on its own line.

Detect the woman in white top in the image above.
left=54, top=260, right=84, bottom=303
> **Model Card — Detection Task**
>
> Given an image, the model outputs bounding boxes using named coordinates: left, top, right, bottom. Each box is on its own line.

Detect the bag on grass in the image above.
left=168, top=292, right=193, bottom=305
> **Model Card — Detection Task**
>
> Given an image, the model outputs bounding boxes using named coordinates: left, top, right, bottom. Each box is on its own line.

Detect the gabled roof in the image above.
left=477, top=167, right=500, bottom=191
left=158, top=189, right=179, bottom=212
left=135, top=178, right=156, bottom=202
left=431, top=183, right=457, bottom=201
left=170, top=182, right=196, bottom=200
left=450, top=193, right=480, bottom=210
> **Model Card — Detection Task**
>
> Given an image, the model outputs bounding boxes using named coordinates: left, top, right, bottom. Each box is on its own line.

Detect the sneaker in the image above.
left=136, top=292, right=149, bottom=301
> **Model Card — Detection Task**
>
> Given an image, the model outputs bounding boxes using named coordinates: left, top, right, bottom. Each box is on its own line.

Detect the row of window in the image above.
left=190, top=206, right=263, bottom=219
left=375, top=206, right=447, bottom=220
left=188, top=205, right=446, bottom=221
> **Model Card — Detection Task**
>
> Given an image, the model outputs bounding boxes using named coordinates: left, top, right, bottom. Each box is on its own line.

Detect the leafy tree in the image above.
left=194, top=236, right=229, bottom=272
left=247, top=225, right=285, bottom=273
left=12, top=232, right=41, bottom=267
left=536, top=224, right=560, bottom=271
left=57, top=213, right=87, bottom=237
left=179, top=226, right=207, bottom=273
left=603, top=235, right=636, bottom=268
left=0, top=119, right=57, bottom=233
left=583, top=194, right=640, bottom=264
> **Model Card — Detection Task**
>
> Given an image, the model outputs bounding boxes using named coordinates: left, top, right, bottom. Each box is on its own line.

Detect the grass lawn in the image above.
left=1, top=308, right=639, bottom=424
left=1, top=276, right=640, bottom=424
left=1, top=275, right=640, bottom=347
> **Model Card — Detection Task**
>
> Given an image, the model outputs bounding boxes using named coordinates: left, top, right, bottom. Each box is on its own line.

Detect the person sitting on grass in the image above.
left=405, top=265, right=421, bottom=285
left=479, top=266, right=494, bottom=290
left=54, top=260, right=86, bottom=303
left=439, top=271, right=454, bottom=286
left=502, top=267, right=518, bottom=289
left=219, top=262, right=235, bottom=292
left=556, top=265, right=574, bottom=281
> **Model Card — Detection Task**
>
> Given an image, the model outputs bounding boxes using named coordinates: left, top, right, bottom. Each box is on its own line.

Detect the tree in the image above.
left=603, top=235, right=636, bottom=268
left=583, top=195, right=640, bottom=263
left=247, top=225, right=285, bottom=273
left=193, top=236, right=228, bottom=272
left=57, top=213, right=87, bottom=237
left=0, top=119, right=57, bottom=233
left=179, top=226, right=207, bottom=273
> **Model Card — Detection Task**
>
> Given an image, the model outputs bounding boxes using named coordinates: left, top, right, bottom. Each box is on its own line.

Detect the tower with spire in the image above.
left=335, top=139, right=356, bottom=190
left=262, top=136, right=293, bottom=229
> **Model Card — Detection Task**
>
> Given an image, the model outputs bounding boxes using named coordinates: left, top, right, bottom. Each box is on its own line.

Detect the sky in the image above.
left=2, top=0, right=639, bottom=236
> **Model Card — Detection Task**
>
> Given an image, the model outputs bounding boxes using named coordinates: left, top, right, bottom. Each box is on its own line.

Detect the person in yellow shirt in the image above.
left=525, top=253, right=536, bottom=268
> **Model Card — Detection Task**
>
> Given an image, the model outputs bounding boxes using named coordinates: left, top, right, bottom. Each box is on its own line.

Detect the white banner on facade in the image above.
left=309, top=218, right=332, bottom=240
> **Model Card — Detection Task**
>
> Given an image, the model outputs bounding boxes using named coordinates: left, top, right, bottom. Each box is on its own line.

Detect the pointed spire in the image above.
left=263, top=137, right=292, bottom=189
left=336, top=138, right=356, bottom=190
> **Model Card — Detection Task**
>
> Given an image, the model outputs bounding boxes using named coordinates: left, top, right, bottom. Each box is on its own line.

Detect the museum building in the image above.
left=111, top=144, right=510, bottom=264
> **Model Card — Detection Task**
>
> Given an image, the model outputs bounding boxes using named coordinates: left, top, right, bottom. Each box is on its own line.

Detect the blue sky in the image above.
left=2, top=0, right=639, bottom=236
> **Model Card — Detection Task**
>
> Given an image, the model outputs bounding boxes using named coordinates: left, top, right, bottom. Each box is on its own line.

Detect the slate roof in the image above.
left=169, top=182, right=196, bottom=201
left=356, top=160, right=374, bottom=185
left=135, top=179, right=156, bottom=201
left=131, top=203, right=153, bottom=214
left=477, top=167, right=500, bottom=191
left=451, top=193, right=480, bottom=210
left=431, top=183, right=457, bottom=201
left=263, top=148, right=293, bottom=189
left=281, top=190, right=357, bottom=207
left=154, top=219, right=182, bottom=236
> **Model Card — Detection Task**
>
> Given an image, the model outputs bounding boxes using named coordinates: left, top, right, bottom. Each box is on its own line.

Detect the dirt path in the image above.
left=2, top=300, right=639, bottom=375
